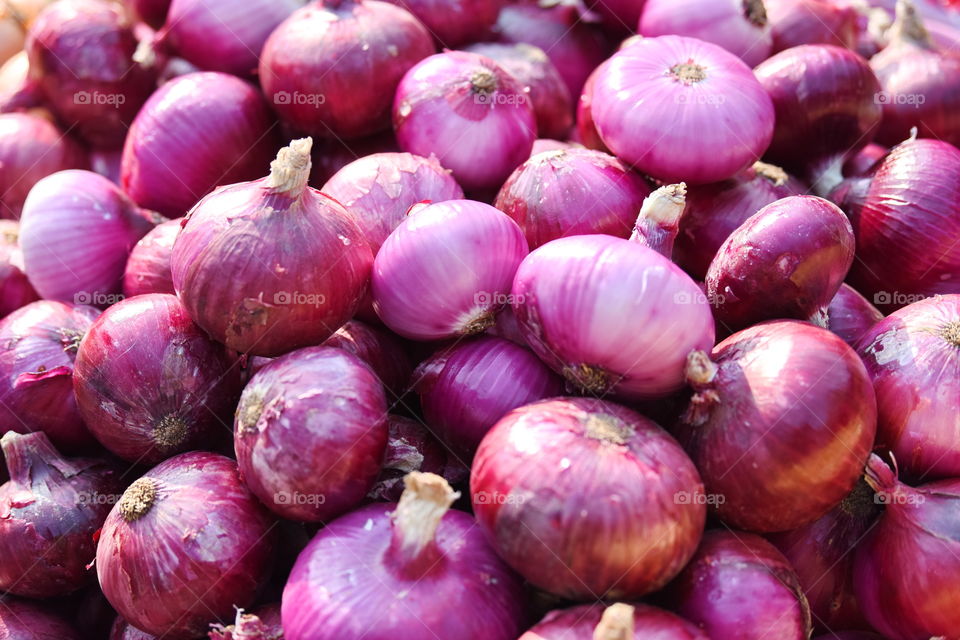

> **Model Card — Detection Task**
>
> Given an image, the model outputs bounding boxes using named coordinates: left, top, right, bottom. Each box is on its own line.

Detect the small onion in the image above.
left=826, top=283, right=884, bottom=348
left=171, top=138, right=373, bottom=357
left=766, top=0, right=860, bottom=52
left=383, top=0, right=502, bottom=48
left=121, top=72, right=279, bottom=218
left=0, top=221, right=39, bottom=318
left=592, top=35, right=775, bottom=184
left=494, top=148, right=651, bottom=249
left=857, top=295, right=960, bottom=480
left=367, top=415, right=448, bottom=503
left=472, top=397, right=705, bottom=600
left=393, top=51, right=536, bottom=192
left=0, top=598, right=81, bottom=639
left=322, top=320, right=413, bottom=397
left=675, top=321, right=877, bottom=532
left=520, top=602, right=708, bottom=639
left=283, top=472, right=526, bottom=640
left=371, top=199, right=528, bottom=341
left=97, top=452, right=276, bottom=639
left=208, top=605, right=282, bottom=640
left=0, top=301, right=100, bottom=453
left=122, top=219, right=180, bottom=298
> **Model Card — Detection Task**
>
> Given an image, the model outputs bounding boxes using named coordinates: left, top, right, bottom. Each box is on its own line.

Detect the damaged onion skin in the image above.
left=826, top=283, right=884, bottom=348
left=519, top=602, right=708, bottom=639
left=367, top=415, right=448, bottom=503
left=73, top=294, right=243, bottom=464
left=208, top=604, right=283, bottom=640
left=122, top=219, right=180, bottom=297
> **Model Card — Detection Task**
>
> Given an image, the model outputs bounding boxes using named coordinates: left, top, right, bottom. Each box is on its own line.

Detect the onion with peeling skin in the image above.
left=826, top=283, right=884, bottom=348
left=629, top=183, right=688, bottom=258
left=520, top=602, right=708, bottom=639
left=122, top=219, right=180, bottom=298
left=208, top=604, right=282, bottom=640
left=367, top=415, right=448, bottom=503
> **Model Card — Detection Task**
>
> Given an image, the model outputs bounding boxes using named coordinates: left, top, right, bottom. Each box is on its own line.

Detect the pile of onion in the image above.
left=122, top=219, right=180, bottom=297
left=520, top=602, right=707, bottom=639
left=0, top=220, right=38, bottom=318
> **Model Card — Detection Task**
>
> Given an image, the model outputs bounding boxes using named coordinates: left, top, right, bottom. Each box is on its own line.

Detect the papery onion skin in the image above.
left=122, top=219, right=179, bottom=298
left=592, top=35, right=775, bottom=184
left=260, top=0, right=434, bottom=140
left=857, top=295, right=960, bottom=480
left=372, top=199, right=528, bottom=341
left=121, top=72, right=279, bottom=219
left=667, top=530, right=813, bottom=640
left=322, top=320, right=413, bottom=397
left=0, top=221, right=39, bottom=318
left=512, top=234, right=715, bottom=399
left=383, top=0, right=502, bottom=48
left=0, top=431, right=122, bottom=598
left=0, top=300, right=100, bottom=453
left=414, top=336, right=563, bottom=461
left=321, top=152, right=463, bottom=255
left=766, top=0, right=860, bottom=52
left=675, top=321, right=878, bottom=533
left=0, top=598, right=82, bottom=639
left=519, top=603, right=708, bottom=639
left=234, top=346, right=388, bottom=523
left=0, top=113, right=88, bottom=220
left=393, top=51, right=536, bottom=192
left=705, top=195, right=856, bottom=331
left=25, top=0, right=156, bottom=148
left=73, top=294, right=242, bottom=463
left=472, top=397, right=706, bottom=600
left=367, top=415, right=448, bottom=503
left=494, top=148, right=651, bottom=249
left=97, top=452, right=276, bottom=639
left=827, top=283, right=884, bottom=348
left=208, top=604, right=282, bottom=640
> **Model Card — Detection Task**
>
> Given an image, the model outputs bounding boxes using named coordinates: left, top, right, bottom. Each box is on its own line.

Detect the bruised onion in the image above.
left=0, top=598, right=81, bottom=639
left=494, top=148, right=651, bottom=249
left=0, top=431, right=122, bottom=598
left=393, top=51, right=536, bottom=192
left=0, top=221, right=38, bottom=318
left=172, top=138, right=373, bottom=357
left=384, top=0, right=501, bottom=48
left=322, top=320, right=412, bottom=397
left=0, top=301, right=100, bottom=453
left=208, top=605, right=282, bottom=640
left=676, top=321, right=877, bottom=532
left=97, top=452, right=276, bottom=639
left=73, top=294, right=242, bottom=463
left=367, top=415, right=448, bottom=502
left=520, top=602, right=708, bottom=639
left=283, top=472, right=526, bottom=640
left=472, top=397, right=705, bottom=600
left=122, top=219, right=179, bottom=297
left=826, top=284, right=884, bottom=347
left=766, top=0, right=859, bottom=52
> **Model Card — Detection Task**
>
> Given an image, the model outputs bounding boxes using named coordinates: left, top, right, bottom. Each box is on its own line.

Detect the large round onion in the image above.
left=97, top=452, right=276, bottom=639
left=472, top=397, right=705, bottom=600
left=172, top=138, right=373, bottom=357
left=384, top=0, right=501, bottom=47
left=122, top=219, right=179, bottom=297
left=520, top=602, right=708, bottom=639
left=0, top=598, right=81, bottom=639
left=0, top=221, right=39, bottom=318
left=675, top=321, right=877, bottom=532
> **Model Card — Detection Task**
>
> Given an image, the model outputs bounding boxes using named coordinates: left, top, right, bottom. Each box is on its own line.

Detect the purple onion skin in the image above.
left=843, top=142, right=887, bottom=177
left=494, top=148, right=652, bottom=249
left=0, top=301, right=100, bottom=453
left=414, top=336, right=563, bottom=461
left=857, top=295, right=960, bottom=480
left=320, top=152, right=464, bottom=255
left=813, top=633, right=887, bottom=640
left=531, top=139, right=576, bottom=155
left=261, top=1, right=434, bottom=140
left=0, top=221, right=39, bottom=318
left=575, top=61, right=608, bottom=153
left=235, top=346, right=388, bottom=522
left=90, top=147, right=122, bottom=185
left=766, top=0, right=859, bottom=52
left=73, top=294, right=243, bottom=464
left=520, top=603, right=707, bottom=639
left=827, top=283, right=884, bottom=348
left=383, top=0, right=501, bottom=48
left=121, top=72, right=279, bottom=219
left=122, top=219, right=180, bottom=298
left=674, top=162, right=805, bottom=280
left=367, top=415, right=448, bottom=503
left=322, top=320, right=413, bottom=397
left=0, top=598, right=82, bottom=640
left=109, top=617, right=157, bottom=640
left=97, top=452, right=276, bottom=640
left=0, top=432, right=122, bottom=598
left=208, top=603, right=282, bottom=640
left=130, top=0, right=170, bottom=28
left=705, top=196, right=856, bottom=331
left=472, top=397, right=706, bottom=600
left=667, top=530, right=813, bottom=640
left=25, top=0, right=157, bottom=148
left=675, top=321, right=878, bottom=533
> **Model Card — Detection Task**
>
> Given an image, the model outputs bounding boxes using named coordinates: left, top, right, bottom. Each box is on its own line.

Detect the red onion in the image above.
left=530, top=138, right=576, bottom=155
left=322, top=320, right=413, bottom=397
left=629, top=183, right=689, bottom=258
left=473, top=397, right=705, bottom=599
left=766, top=0, right=860, bottom=52
left=74, top=294, right=242, bottom=463
left=208, top=604, right=282, bottom=640
left=414, top=336, right=563, bottom=460
left=0, top=301, right=100, bottom=453
left=283, top=472, right=526, bottom=640
left=464, top=42, right=574, bottom=140
left=826, top=283, right=884, bottom=347
left=768, top=479, right=879, bottom=633
left=639, top=0, right=773, bottom=66
left=494, top=148, right=651, bottom=249
left=25, top=0, right=157, bottom=148
left=0, top=431, right=121, bottom=597
left=854, top=454, right=960, bottom=638
left=371, top=199, right=527, bottom=340
left=0, top=113, right=88, bottom=220
left=512, top=234, right=715, bottom=399
left=90, top=148, right=122, bottom=185
left=367, top=415, right=448, bottom=502
left=520, top=602, right=708, bottom=639
left=383, top=0, right=501, bottom=47
left=575, top=61, right=608, bottom=152
left=97, top=452, right=276, bottom=639
left=587, top=0, right=647, bottom=32
left=172, top=138, right=373, bottom=357
left=109, top=618, right=156, bottom=640
left=676, top=321, right=877, bottom=532
left=592, top=36, right=775, bottom=184
left=667, top=530, right=813, bottom=639
left=129, top=0, right=170, bottom=28
left=857, top=295, right=960, bottom=480
left=0, top=598, right=81, bottom=639
left=234, top=346, right=388, bottom=522
left=393, top=51, right=536, bottom=192
left=122, top=219, right=179, bottom=298
left=674, top=161, right=804, bottom=280
left=121, top=72, right=279, bottom=218
left=260, top=1, right=434, bottom=140
left=842, top=142, right=887, bottom=176
left=0, top=221, right=38, bottom=318
left=705, top=196, right=855, bottom=331
left=320, top=152, right=464, bottom=255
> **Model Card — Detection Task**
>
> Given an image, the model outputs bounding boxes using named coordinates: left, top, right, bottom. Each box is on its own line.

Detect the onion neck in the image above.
left=742, top=0, right=768, bottom=28
left=153, top=414, right=188, bottom=451
left=267, top=138, right=314, bottom=199
left=470, top=68, right=498, bottom=97
left=670, top=60, right=707, bottom=85
left=388, top=472, right=459, bottom=570
left=629, top=183, right=686, bottom=258
left=562, top=363, right=610, bottom=395
left=460, top=308, right=496, bottom=335
left=809, top=306, right=830, bottom=329
left=888, top=0, right=933, bottom=48
left=118, top=477, right=158, bottom=522
left=58, top=328, right=84, bottom=354
left=683, top=351, right=721, bottom=427
left=0, top=431, right=76, bottom=486
left=940, top=321, right=960, bottom=347
left=753, top=161, right=789, bottom=187
left=594, top=604, right=634, bottom=640
left=583, top=414, right=633, bottom=445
